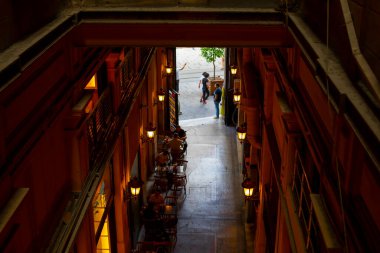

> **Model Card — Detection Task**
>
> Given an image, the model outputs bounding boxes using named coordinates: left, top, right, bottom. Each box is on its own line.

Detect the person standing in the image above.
left=213, top=83, right=222, bottom=119
left=198, top=72, right=210, bottom=104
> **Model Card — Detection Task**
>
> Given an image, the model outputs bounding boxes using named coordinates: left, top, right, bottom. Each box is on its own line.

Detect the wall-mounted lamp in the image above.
left=165, top=65, right=173, bottom=75
left=233, top=89, right=242, bottom=104
left=124, top=177, right=144, bottom=201
left=141, top=123, right=156, bottom=143
left=236, top=123, right=247, bottom=143
left=230, top=65, right=238, bottom=75
left=241, top=177, right=255, bottom=201
left=157, top=88, right=166, bottom=102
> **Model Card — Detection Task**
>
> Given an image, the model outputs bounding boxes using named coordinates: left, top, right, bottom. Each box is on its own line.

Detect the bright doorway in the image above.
left=176, top=47, right=225, bottom=122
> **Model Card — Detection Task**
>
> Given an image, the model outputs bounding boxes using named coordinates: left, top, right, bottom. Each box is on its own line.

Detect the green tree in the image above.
left=200, top=47, right=224, bottom=79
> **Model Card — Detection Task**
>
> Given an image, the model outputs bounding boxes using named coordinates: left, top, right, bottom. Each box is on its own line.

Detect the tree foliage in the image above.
left=200, top=47, right=224, bottom=79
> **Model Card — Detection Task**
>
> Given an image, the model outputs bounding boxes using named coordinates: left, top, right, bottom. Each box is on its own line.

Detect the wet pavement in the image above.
left=170, top=48, right=253, bottom=253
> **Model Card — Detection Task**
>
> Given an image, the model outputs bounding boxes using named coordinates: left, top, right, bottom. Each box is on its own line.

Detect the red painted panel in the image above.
left=5, top=198, right=34, bottom=252
left=74, top=211, right=96, bottom=252
left=10, top=111, right=70, bottom=248
left=359, top=161, right=380, bottom=228
left=0, top=175, right=12, bottom=209
left=298, top=57, right=334, bottom=137
left=3, top=52, right=67, bottom=136
left=72, top=23, right=289, bottom=47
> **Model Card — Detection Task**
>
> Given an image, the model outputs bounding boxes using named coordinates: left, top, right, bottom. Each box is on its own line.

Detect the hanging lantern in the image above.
left=158, top=88, right=166, bottom=102
left=233, top=89, right=241, bottom=103
left=165, top=65, right=173, bottom=75
left=230, top=65, right=238, bottom=75
left=146, top=123, right=156, bottom=140
left=128, top=177, right=144, bottom=197
left=241, top=178, right=255, bottom=199
left=236, top=124, right=247, bottom=143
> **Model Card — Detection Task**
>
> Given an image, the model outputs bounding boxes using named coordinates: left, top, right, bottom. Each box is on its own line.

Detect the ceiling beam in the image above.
left=73, top=22, right=289, bottom=47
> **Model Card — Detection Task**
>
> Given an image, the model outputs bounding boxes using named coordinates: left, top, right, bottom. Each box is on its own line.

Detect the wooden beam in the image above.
left=73, top=23, right=289, bottom=47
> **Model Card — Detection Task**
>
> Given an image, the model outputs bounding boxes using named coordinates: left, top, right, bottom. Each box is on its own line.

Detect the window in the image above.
left=84, top=74, right=99, bottom=112
left=85, top=75, right=97, bottom=90
left=292, top=151, right=321, bottom=253
left=93, top=164, right=112, bottom=247
left=96, top=216, right=110, bottom=253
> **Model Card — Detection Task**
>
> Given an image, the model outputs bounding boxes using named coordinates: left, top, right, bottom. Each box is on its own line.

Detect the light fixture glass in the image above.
left=233, top=89, right=241, bottom=103
left=128, top=177, right=143, bottom=197
left=146, top=123, right=156, bottom=140
left=241, top=178, right=255, bottom=198
left=236, top=124, right=247, bottom=143
left=165, top=65, right=173, bottom=75
left=131, top=186, right=141, bottom=196
left=158, top=88, right=165, bottom=102
left=230, top=65, right=238, bottom=75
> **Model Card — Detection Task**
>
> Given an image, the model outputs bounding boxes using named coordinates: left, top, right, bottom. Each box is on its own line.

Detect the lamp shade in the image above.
left=165, top=65, right=173, bottom=74
left=233, top=90, right=241, bottom=103
left=236, top=124, right=247, bottom=142
left=241, top=178, right=255, bottom=198
left=129, top=177, right=144, bottom=197
left=230, top=65, right=238, bottom=75
left=158, top=88, right=165, bottom=102
left=146, top=123, right=156, bottom=139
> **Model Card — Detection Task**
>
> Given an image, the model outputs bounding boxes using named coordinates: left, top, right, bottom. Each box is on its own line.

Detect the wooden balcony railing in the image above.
left=86, top=88, right=114, bottom=168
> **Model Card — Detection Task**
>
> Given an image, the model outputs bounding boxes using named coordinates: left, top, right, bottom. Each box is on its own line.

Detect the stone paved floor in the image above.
left=174, top=118, right=248, bottom=253
left=170, top=48, right=252, bottom=252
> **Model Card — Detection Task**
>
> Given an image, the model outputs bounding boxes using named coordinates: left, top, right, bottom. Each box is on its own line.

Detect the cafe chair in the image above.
left=153, top=175, right=169, bottom=192
left=132, top=241, right=174, bottom=253
left=171, top=173, right=187, bottom=197
left=170, top=149, right=185, bottom=164
left=172, top=159, right=188, bottom=172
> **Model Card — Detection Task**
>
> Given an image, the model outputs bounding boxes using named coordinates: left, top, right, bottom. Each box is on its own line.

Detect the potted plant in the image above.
left=200, top=47, right=225, bottom=94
